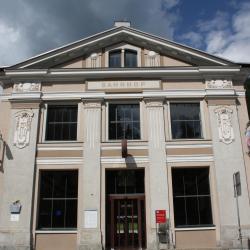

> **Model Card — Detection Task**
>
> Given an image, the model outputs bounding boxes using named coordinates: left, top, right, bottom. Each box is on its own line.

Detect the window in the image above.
left=172, top=168, right=213, bottom=227
left=109, top=104, right=140, bottom=140
left=45, top=105, right=78, bottom=141
left=109, top=49, right=137, bottom=67
left=170, top=103, right=202, bottom=139
left=124, top=50, right=137, bottom=67
left=38, top=170, right=78, bottom=230
left=109, top=50, right=121, bottom=68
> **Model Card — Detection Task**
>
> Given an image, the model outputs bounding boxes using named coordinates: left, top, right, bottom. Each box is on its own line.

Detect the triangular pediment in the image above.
left=9, top=26, right=236, bottom=69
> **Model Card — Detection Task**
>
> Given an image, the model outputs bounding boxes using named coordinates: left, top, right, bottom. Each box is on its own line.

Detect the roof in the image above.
left=8, top=25, right=237, bottom=69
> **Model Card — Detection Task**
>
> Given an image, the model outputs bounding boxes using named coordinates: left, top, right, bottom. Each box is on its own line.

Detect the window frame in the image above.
left=36, top=169, right=79, bottom=231
left=168, top=100, right=205, bottom=140
left=42, top=102, right=80, bottom=143
left=105, top=100, right=143, bottom=142
left=171, top=167, right=214, bottom=228
left=105, top=43, right=141, bottom=68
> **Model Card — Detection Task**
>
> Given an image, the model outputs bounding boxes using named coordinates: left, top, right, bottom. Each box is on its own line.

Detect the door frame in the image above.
left=109, top=194, right=146, bottom=250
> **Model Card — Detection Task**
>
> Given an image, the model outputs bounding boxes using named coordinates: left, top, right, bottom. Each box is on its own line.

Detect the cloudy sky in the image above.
left=0, top=0, right=250, bottom=66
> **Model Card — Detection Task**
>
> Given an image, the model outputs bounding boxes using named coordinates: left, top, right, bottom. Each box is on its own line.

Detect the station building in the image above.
left=0, top=22, right=250, bottom=250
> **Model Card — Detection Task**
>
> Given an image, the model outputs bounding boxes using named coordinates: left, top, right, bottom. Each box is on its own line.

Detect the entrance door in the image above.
left=106, top=170, right=146, bottom=250
left=109, top=196, right=146, bottom=250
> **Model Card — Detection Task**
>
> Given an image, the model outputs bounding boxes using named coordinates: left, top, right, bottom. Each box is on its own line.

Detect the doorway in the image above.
left=106, top=170, right=146, bottom=250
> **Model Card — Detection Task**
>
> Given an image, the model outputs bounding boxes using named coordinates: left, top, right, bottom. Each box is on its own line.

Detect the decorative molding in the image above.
left=36, top=157, right=83, bottom=165
left=13, top=110, right=34, bottom=149
left=167, top=155, right=214, bottom=163
left=13, top=82, right=41, bottom=93
left=214, top=106, right=234, bottom=144
left=206, top=79, right=233, bottom=89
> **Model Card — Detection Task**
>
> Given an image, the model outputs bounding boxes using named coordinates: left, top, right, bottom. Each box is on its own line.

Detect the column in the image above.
left=0, top=103, right=40, bottom=250
left=145, top=98, right=169, bottom=249
left=79, top=99, right=102, bottom=250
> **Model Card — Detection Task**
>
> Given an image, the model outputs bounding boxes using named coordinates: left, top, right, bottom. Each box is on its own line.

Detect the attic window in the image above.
left=109, top=49, right=137, bottom=68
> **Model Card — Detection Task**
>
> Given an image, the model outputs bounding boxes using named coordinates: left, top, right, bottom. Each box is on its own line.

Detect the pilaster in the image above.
left=0, top=102, right=40, bottom=250
left=208, top=100, right=250, bottom=248
left=145, top=98, right=169, bottom=249
left=78, top=99, right=102, bottom=250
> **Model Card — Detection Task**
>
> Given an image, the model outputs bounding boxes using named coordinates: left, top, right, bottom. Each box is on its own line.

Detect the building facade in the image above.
left=0, top=22, right=250, bottom=250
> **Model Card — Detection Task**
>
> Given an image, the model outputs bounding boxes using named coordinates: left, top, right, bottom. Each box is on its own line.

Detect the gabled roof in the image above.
left=9, top=25, right=237, bottom=69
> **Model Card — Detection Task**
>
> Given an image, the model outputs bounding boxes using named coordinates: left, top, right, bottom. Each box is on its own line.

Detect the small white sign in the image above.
left=10, top=214, right=19, bottom=222
left=84, top=210, right=98, bottom=229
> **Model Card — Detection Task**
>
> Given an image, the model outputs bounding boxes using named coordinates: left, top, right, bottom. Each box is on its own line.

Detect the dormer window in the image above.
left=109, top=49, right=137, bottom=68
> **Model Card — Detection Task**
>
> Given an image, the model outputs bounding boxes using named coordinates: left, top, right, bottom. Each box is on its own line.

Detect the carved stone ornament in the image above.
left=13, top=110, right=34, bottom=149
left=13, top=83, right=41, bottom=93
left=214, top=106, right=234, bottom=144
left=246, top=121, right=250, bottom=156
left=206, top=79, right=233, bottom=89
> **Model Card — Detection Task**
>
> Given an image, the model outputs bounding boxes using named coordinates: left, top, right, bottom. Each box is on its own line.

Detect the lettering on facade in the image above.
left=215, top=106, right=234, bottom=144
left=13, top=83, right=41, bottom=93
left=13, top=110, right=34, bottom=149
left=206, top=79, right=233, bottom=89
left=87, top=80, right=160, bottom=91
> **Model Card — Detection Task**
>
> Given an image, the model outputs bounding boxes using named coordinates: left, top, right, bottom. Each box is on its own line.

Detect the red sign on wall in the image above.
left=155, top=210, right=166, bottom=223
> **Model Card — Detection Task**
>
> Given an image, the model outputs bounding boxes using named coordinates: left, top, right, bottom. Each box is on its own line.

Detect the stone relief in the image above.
left=13, top=110, right=34, bottom=149
left=206, top=79, right=233, bottom=89
left=246, top=121, right=250, bottom=156
left=215, top=106, right=234, bottom=144
left=13, top=83, right=41, bottom=93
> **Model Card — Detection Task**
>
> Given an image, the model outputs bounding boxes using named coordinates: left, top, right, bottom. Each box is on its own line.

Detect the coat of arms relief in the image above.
left=214, top=106, right=234, bottom=144
left=13, top=110, right=34, bottom=149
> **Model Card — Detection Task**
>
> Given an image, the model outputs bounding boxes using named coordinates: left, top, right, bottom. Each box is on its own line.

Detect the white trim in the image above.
left=35, top=230, right=77, bottom=234
left=102, top=145, right=148, bottom=150
left=37, top=146, right=83, bottom=151
left=166, top=144, right=212, bottom=149
left=16, top=28, right=232, bottom=68
left=236, top=91, right=246, bottom=96
left=174, top=227, right=216, bottom=231
left=167, top=155, right=214, bottom=163
left=36, top=157, right=83, bottom=165
left=101, top=156, right=148, bottom=163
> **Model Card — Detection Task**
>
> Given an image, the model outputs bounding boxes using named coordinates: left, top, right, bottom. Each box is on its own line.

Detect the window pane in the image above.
left=52, top=199, right=65, bottom=228
left=173, top=197, right=186, bottom=227
left=38, top=199, right=52, bottom=229
left=186, top=197, right=199, bottom=225
left=170, top=103, right=201, bottom=139
left=109, top=104, right=140, bottom=140
left=125, top=50, right=137, bottom=67
left=46, top=105, right=78, bottom=141
left=109, top=50, right=121, bottom=67
left=199, top=197, right=213, bottom=224
left=65, top=200, right=78, bottom=228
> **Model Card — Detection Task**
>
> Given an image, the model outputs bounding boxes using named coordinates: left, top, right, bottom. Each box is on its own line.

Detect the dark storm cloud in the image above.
left=0, top=0, right=180, bottom=65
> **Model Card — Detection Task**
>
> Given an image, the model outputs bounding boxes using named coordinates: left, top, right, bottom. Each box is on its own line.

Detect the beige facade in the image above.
left=0, top=22, right=250, bottom=250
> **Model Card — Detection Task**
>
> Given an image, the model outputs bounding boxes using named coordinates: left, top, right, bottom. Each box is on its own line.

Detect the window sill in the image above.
left=41, top=140, right=80, bottom=144
left=35, top=230, right=77, bottom=234
left=175, top=226, right=216, bottom=231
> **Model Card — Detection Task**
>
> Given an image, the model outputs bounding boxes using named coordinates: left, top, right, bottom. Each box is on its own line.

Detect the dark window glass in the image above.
left=109, top=104, right=140, bottom=140
left=46, top=105, right=78, bottom=141
left=109, top=50, right=121, bottom=67
left=170, top=103, right=202, bottom=139
left=172, top=168, right=213, bottom=227
left=124, top=49, right=137, bottom=67
left=106, top=170, right=144, bottom=195
left=38, top=170, right=78, bottom=230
